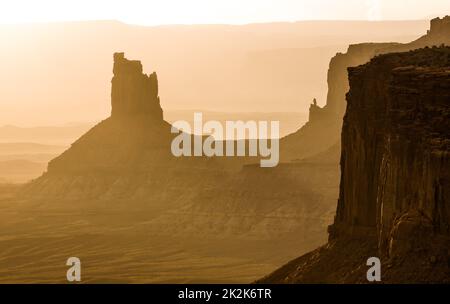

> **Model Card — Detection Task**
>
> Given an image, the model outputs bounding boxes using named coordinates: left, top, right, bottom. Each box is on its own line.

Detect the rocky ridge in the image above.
left=280, top=16, right=450, bottom=161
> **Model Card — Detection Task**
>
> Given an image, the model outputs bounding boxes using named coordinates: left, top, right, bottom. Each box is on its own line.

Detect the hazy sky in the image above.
left=0, top=0, right=449, bottom=24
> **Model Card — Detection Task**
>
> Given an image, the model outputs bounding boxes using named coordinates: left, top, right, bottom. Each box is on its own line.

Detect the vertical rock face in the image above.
left=334, top=47, right=450, bottom=255
left=41, top=53, right=171, bottom=175
left=111, top=52, right=163, bottom=121
left=259, top=47, right=450, bottom=284
left=429, top=16, right=450, bottom=39
left=281, top=17, right=449, bottom=162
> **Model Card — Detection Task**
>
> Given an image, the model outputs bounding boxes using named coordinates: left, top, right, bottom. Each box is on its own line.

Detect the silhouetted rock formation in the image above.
left=324, top=15, right=450, bottom=122
left=334, top=46, right=450, bottom=249
left=26, top=53, right=173, bottom=177
left=281, top=16, right=450, bottom=161
left=324, top=43, right=400, bottom=118
left=259, top=46, right=450, bottom=283
left=21, top=52, right=338, bottom=254
left=111, top=52, right=163, bottom=120
left=430, top=15, right=450, bottom=33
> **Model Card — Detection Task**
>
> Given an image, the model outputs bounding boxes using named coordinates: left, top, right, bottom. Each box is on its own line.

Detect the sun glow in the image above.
left=0, top=0, right=307, bottom=25
left=0, top=0, right=449, bottom=25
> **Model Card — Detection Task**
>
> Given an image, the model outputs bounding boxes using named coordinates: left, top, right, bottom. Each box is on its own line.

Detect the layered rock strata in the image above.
left=260, top=46, right=450, bottom=283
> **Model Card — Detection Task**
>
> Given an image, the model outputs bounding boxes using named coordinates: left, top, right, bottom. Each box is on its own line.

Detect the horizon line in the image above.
left=0, top=17, right=441, bottom=27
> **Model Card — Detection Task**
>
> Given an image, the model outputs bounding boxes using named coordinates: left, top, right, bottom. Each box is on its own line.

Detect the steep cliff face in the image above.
left=334, top=47, right=450, bottom=254
left=111, top=52, right=163, bottom=120
left=281, top=16, right=450, bottom=162
left=325, top=15, right=450, bottom=122
left=280, top=43, right=397, bottom=161
left=260, top=47, right=450, bottom=283
left=325, top=43, right=400, bottom=118
left=20, top=52, right=338, bottom=253
left=39, top=53, right=173, bottom=175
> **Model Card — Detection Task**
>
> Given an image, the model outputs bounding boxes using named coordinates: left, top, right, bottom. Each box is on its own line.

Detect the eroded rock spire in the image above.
left=111, top=52, right=163, bottom=120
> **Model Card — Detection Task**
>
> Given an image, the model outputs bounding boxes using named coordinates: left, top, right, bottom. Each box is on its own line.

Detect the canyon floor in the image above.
left=0, top=181, right=334, bottom=283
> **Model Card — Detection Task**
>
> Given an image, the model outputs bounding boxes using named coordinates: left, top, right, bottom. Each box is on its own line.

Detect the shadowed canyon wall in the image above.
left=3, top=52, right=339, bottom=283
left=260, top=46, right=450, bottom=283
left=333, top=47, right=450, bottom=255
left=3, top=17, right=448, bottom=284
left=111, top=52, right=162, bottom=120
left=280, top=16, right=450, bottom=162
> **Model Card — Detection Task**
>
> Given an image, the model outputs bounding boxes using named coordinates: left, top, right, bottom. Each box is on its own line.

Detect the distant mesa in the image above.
left=428, top=15, right=450, bottom=36
left=280, top=16, right=450, bottom=162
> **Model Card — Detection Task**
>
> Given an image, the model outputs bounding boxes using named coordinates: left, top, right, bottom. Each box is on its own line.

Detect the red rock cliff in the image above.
left=259, top=46, right=450, bottom=283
